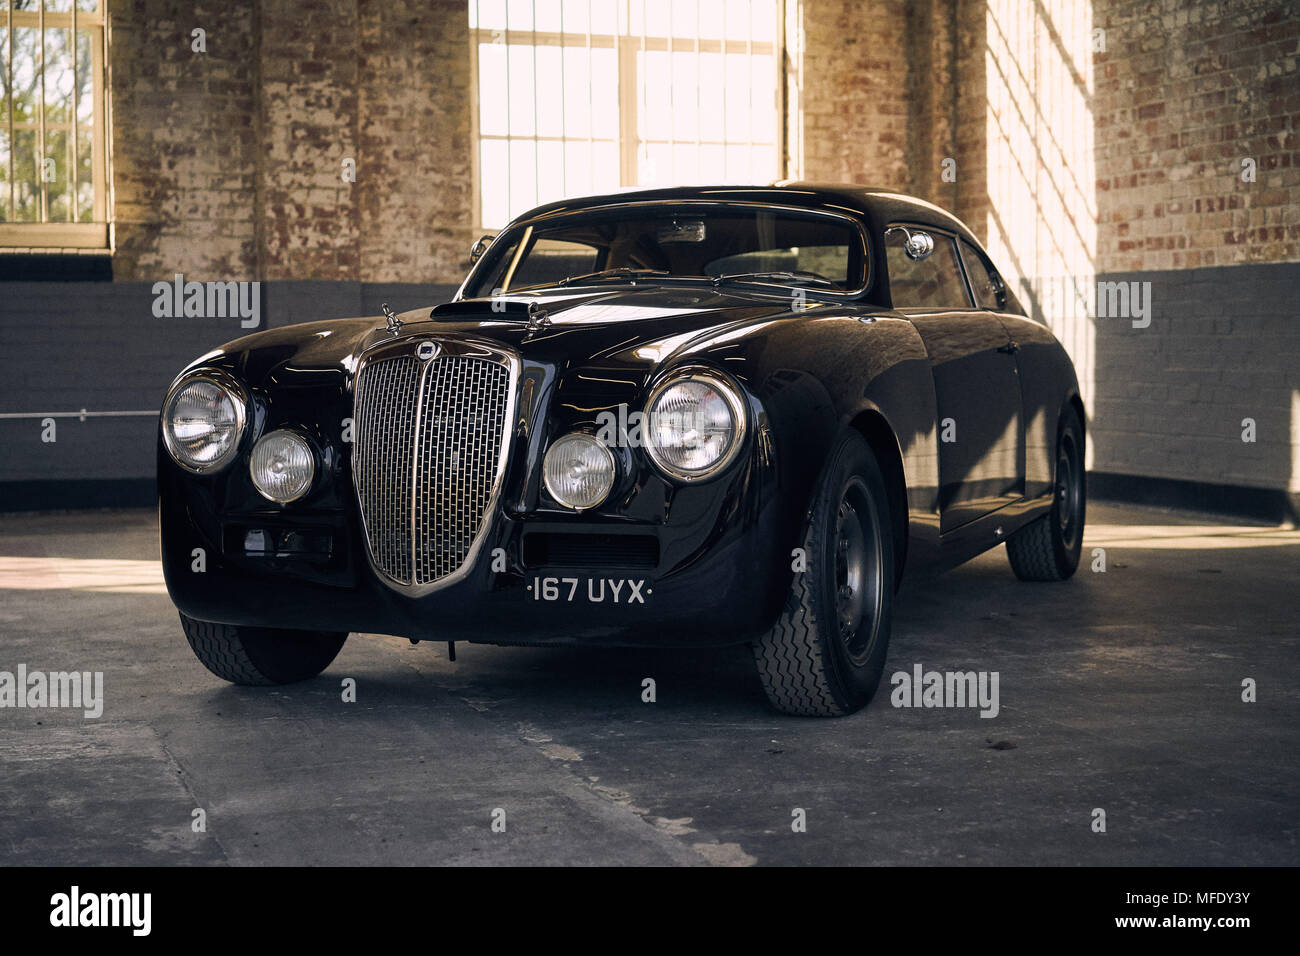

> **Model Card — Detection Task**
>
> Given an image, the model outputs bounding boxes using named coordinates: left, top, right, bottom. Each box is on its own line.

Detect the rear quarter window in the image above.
left=958, top=240, right=1005, bottom=311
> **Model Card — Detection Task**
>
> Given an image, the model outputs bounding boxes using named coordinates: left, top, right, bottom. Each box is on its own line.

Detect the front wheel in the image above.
left=753, top=431, right=895, bottom=717
left=1006, top=406, right=1086, bottom=581
left=180, top=613, right=348, bottom=685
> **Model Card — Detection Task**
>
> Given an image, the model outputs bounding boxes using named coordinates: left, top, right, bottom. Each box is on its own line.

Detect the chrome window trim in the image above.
left=351, top=335, right=520, bottom=597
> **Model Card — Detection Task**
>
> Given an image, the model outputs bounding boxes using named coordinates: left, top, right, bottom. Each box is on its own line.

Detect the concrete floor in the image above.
left=0, top=502, right=1296, bottom=866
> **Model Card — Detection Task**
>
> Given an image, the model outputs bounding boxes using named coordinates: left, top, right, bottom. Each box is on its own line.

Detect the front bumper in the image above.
left=159, top=446, right=794, bottom=648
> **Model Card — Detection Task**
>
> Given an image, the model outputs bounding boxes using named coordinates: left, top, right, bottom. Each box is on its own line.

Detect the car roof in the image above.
left=509, top=181, right=981, bottom=246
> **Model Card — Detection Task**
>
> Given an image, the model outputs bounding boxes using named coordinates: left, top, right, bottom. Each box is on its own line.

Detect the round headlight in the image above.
left=644, top=370, right=747, bottom=480
left=161, top=372, right=247, bottom=474
left=543, top=432, right=616, bottom=510
left=250, top=430, right=316, bottom=504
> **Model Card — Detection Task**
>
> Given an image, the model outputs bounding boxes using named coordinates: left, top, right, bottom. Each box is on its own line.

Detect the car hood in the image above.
left=420, top=285, right=832, bottom=365
left=187, top=284, right=873, bottom=394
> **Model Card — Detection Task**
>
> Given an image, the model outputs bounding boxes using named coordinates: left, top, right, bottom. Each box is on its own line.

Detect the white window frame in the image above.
left=468, top=0, right=786, bottom=232
left=1, top=0, right=110, bottom=249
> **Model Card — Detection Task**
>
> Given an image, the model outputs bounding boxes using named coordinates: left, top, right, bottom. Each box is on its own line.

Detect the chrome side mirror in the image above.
left=469, top=234, right=495, bottom=264
left=886, top=225, right=935, bottom=261
left=905, top=231, right=934, bottom=260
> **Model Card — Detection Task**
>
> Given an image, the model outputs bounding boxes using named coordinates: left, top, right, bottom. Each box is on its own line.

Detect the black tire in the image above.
left=180, top=613, right=348, bottom=685
left=753, top=431, right=895, bottom=717
left=1006, top=406, right=1086, bottom=581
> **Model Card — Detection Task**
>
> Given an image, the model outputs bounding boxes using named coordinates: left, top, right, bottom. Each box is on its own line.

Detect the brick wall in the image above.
left=356, top=0, right=475, bottom=283
left=1093, top=0, right=1299, bottom=272
left=3, top=0, right=1298, bottom=512
left=109, top=0, right=474, bottom=283
left=110, top=0, right=260, bottom=278
left=793, top=0, right=911, bottom=187
left=790, top=0, right=1300, bottom=508
left=0, top=1, right=476, bottom=505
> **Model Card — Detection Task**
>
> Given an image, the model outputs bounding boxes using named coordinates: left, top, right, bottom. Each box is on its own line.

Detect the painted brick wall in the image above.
left=1092, top=263, right=1300, bottom=496
left=1093, top=0, right=1299, bottom=272
left=110, top=0, right=260, bottom=278
left=356, top=0, right=476, bottom=283
left=793, top=0, right=911, bottom=187
left=108, top=0, right=474, bottom=283
left=0, top=281, right=458, bottom=498
left=256, top=0, right=362, bottom=280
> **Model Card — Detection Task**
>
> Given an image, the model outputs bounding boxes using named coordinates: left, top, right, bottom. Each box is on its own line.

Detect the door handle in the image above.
left=996, top=342, right=1019, bottom=354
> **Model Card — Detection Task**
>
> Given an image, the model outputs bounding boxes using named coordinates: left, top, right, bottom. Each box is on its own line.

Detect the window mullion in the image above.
left=70, top=0, right=77, bottom=222
left=39, top=0, right=48, bottom=223
left=617, top=36, right=638, bottom=187
left=91, top=24, right=104, bottom=222
left=7, top=2, right=14, bottom=222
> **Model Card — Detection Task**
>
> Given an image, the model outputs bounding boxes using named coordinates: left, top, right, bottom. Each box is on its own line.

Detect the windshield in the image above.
left=463, top=204, right=867, bottom=298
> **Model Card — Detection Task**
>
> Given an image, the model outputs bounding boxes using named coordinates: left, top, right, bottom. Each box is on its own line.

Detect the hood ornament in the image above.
left=381, top=302, right=403, bottom=336
left=523, top=301, right=552, bottom=341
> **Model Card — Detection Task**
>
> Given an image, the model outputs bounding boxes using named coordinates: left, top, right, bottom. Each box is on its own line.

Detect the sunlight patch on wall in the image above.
left=984, top=0, right=1096, bottom=463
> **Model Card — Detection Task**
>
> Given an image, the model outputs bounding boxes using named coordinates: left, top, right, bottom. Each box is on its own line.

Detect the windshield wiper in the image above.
left=558, top=268, right=669, bottom=286
left=711, top=270, right=837, bottom=288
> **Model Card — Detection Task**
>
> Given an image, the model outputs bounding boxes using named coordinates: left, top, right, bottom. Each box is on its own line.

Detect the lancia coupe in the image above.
left=158, top=183, right=1086, bottom=716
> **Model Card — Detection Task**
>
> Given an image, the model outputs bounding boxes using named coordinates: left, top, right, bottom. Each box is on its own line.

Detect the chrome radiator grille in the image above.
left=353, top=346, right=513, bottom=591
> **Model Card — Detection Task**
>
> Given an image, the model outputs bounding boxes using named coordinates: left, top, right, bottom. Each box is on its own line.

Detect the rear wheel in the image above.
left=180, top=613, right=347, bottom=685
left=1006, top=406, right=1086, bottom=581
left=753, top=431, right=895, bottom=717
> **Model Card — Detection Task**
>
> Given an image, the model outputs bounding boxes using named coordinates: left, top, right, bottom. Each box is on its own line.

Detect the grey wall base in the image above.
left=1089, top=472, right=1299, bottom=524
left=0, top=281, right=458, bottom=496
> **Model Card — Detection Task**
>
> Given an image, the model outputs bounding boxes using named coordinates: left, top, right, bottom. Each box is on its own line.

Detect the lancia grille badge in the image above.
left=416, top=341, right=440, bottom=361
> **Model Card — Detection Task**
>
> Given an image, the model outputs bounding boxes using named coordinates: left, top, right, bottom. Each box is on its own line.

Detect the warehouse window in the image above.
left=0, top=0, right=109, bottom=249
left=469, top=0, right=781, bottom=229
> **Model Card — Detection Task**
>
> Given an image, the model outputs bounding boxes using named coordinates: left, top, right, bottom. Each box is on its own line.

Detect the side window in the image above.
left=959, top=240, right=1005, bottom=311
left=885, top=229, right=972, bottom=310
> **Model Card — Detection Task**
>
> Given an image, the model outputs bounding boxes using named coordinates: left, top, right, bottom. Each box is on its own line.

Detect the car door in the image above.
left=958, top=236, right=1054, bottom=501
left=885, top=224, right=1024, bottom=533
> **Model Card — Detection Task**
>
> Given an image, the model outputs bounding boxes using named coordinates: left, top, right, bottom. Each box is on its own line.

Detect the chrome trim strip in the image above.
left=160, top=368, right=249, bottom=476
left=643, top=366, right=750, bottom=483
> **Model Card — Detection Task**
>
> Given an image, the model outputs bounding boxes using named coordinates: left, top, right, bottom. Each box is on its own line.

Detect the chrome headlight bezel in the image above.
left=543, top=431, right=617, bottom=511
left=249, top=429, right=317, bottom=504
left=642, top=367, right=749, bottom=482
left=161, top=369, right=249, bottom=475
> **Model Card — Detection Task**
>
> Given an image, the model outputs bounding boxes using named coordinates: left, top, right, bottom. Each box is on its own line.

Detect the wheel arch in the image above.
left=847, top=408, right=909, bottom=589
left=1067, top=392, right=1087, bottom=442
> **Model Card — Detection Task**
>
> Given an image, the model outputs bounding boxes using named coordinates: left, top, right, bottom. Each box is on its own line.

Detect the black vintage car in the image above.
left=159, top=183, right=1085, bottom=716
